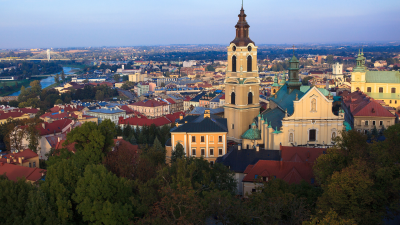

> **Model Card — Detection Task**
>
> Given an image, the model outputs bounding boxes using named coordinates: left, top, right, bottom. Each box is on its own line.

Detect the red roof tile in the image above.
left=119, top=116, right=172, bottom=127
left=0, top=149, right=38, bottom=165
left=131, top=99, right=167, bottom=107
left=0, top=111, right=26, bottom=120
left=280, top=146, right=324, bottom=164
left=37, top=119, right=73, bottom=136
left=0, top=163, right=46, bottom=183
left=166, top=98, right=176, bottom=104
left=242, top=160, right=314, bottom=184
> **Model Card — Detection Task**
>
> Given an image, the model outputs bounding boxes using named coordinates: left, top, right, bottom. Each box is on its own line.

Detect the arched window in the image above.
left=248, top=92, right=253, bottom=104
left=231, top=92, right=236, bottom=105
left=392, top=88, right=396, bottom=93
left=247, top=55, right=252, bottom=72
left=232, top=55, right=237, bottom=72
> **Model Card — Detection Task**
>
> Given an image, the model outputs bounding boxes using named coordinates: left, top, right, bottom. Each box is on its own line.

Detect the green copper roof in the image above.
left=268, top=121, right=272, bottom=128
left=241, top=123, right=261, bottom=140
left=365, top=71, right=400, bottom=84
left=272, top=126, right=282, bottom=134
left=300, top=86, right=311, bottom=93
left=264, top=117, right=268, bottom=124
left=344, top=121, right=352, bottom=131
left=289, top=54, right=299, bottom=63
left=317, top=88, right=330, bottom=97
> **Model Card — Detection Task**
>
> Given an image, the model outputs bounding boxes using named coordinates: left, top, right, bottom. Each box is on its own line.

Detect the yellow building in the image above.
left=0, top=111, right=30, bottom=125
left=166, top=110, right=227, bottom=164
left=351, top=49, right=400, bottom=108
left=224, top=6, right=260, bottom=142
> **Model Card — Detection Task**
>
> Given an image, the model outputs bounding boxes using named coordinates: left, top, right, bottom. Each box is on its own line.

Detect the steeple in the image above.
left=354, top=48, right=367, bottom=72
left=230, top=5, right=254, bottom=47
left=286, top=46, right=302, bottom=93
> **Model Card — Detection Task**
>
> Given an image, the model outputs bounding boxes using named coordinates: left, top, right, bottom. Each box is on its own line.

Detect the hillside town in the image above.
left=1, top=2, right=400, bottom=225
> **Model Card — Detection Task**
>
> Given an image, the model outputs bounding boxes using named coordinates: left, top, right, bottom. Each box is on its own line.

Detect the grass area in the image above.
left=43, top=83, right=59, bottom=90
left=0, top=77, right=42, bottom=97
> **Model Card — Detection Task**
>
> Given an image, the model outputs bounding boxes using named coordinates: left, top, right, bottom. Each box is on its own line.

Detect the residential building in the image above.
left=0, top=163, right=46, bottom=184
left=0, top=148, right=39, bottom=168
left=128, top=99, right=170, bottom=118
left=128, top=73, right=147, bottom=82
left=341, top=91, right=396, bottom=134
left=166, top=110, right=228, bottom=164
left=86, top=108, right=126, bottom=124
left=0, top=111, right=30, bottom=125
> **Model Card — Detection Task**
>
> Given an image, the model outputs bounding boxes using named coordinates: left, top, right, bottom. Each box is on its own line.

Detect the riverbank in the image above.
left=0, top=77, right=42, bottom=97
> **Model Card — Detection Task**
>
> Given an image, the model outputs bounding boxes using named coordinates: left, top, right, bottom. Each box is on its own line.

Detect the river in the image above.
left=10, top=67, right=78, bottom=96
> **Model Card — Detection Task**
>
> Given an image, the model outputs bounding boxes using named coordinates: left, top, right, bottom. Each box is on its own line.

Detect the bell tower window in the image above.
left=248, top=92, right=253, bottom=104
left=232, top=55, right=237, bottom=72
left=247, top=55, right=252, bottom=72
left=231, top=92, right=236, bottom=105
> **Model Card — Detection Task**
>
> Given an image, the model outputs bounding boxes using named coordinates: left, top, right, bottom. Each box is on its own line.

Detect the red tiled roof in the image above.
left=50, top=105, right=83, bottom=113
left=0, top=149, right=38, bottom=165
left=119, top=116, right=172, bottom=127
left=341, top=91, right=395, bottom=118
left=40, top=112, right=70, bottom=120
left=37, top=119, right=73, bottom=136
left=131, top=99, right=167, bottom=107
left=280, top=146, right=324, bottom=164
left=55, top=139, right=77, bottom=153
left=184, top=96, right=192, bottom=101
left=0, top=163, right=46, bottom=183
left=242, top=160, right=314, bottom=184
left=165, top=111, right=185, bottom=123
left=11, top=108, right=39, bottom=114
left=166, top=98, right=176, bottom=104
left=0, top=111, right=26, bottom=120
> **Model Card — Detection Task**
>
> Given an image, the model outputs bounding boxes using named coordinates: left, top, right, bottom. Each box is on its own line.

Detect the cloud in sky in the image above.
left=0, top=0, right=399, bottom=48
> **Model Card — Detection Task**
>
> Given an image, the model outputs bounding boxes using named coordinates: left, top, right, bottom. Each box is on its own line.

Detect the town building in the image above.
left=166, top=110, right=228, bottom=164
left=351, top=49, right=400, bottom=108
left=128, top=99, right=170, bottom=118
left=341, top=91, right=396, bottom=134
left=86, top=108, right=126, bottom=124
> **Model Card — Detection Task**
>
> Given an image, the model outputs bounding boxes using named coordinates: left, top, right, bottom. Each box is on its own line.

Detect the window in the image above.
left=232, top=55, right=237, bottom=72
left=380, top=121, right=383, bottom=126
left=248, top=92, right=253, bottom=104
left=201, top=136, right=205, bottom=143
left=364, top=130, right=368, bottom=134
left=192, top=148, right=196, bottom=156
left=232, top=124, right=234, bottom=129
left=390, top=100, right=392, bottom=104
left=263, top=177, right=268, bottom=182
left=372, top=121, right=376, bottom=126
left=392, top=88, right=396, bottom=93
left=247, top=55, right=252, bottom=72
left=201, top=148, right=205, bottom=156
left=252, top=189, right=256, bottom=193
left=379, top=87, right=383, bottom=93
left=309, top=129, right=316, bottom=141
left=365, top=121, right=369, bottom=126
left=231, top=92, right=235, bottom=104
left=29, top=162, right=31, bottom=168
left=192, top=136, right=196, bottom=142
left=33, top=162, right=36, bottom=167
left=219, top=148, right=223, bottom=156
left=210, top=148, right=214, bottom=156
left=367, top=87, right=371, bottom=92
left=218, top=136, right=223, bottom=143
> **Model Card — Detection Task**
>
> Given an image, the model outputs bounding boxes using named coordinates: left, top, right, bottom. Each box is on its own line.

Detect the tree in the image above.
left=103, top=141, right=138, bottom=179
left=26, top=122, right=41, bottom=153
left=83, top=79, right=89, bottom=84
left=113, top=74, right=121, bottom=83
left=61, top=70, right=66, bottom=83
left=206, top=65, right=215, bottom=71
left=95, top=90, right=104, bottom=101
left=326, top=55, right=334, bottom=64
left=8, top=126, right=26, bottom=151
left=0, top=175, right=36, bottom=224
left=54, top=74, right=60, bottom=84
left=72, top=164, right=135, bottom=224
left=23, top=189, right=61, bottom=225
left=171, top=142, right=184, bottom=163
left=54, top=99, right=63, bottom=105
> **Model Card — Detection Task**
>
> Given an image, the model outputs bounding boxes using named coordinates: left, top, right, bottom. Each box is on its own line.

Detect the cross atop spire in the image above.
left=242, top=0, right=244, bottom=8
left=292, top=45, right=296, bottom=55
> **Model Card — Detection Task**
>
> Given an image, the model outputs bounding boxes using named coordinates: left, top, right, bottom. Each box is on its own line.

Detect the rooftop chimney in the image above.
left=18, top=157, right=22, bottom=165
left=238, top=145, right=241, bottom=151
left=6, top=158, right=10, bottom=164
left=256, top=145, right=259, bottom=152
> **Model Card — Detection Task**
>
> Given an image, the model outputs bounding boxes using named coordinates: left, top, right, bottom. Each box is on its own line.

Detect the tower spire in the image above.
left=230, top=3, right=254, bottom=47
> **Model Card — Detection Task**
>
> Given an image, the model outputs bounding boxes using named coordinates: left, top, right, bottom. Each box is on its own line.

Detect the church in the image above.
left=223, top=5, right=346, bottom=150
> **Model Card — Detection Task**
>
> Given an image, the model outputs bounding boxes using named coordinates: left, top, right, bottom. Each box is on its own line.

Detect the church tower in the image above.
left=286, top=50, right=302, bottom=94
left=224, top=5, right=260, bottom=141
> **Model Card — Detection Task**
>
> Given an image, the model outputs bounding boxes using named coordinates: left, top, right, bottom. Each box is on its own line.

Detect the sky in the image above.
left=1, top=0, right=400, bottom=49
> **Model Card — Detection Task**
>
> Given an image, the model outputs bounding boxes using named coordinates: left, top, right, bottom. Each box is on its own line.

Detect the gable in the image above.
left=290, top=87, right=336, bottom=119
